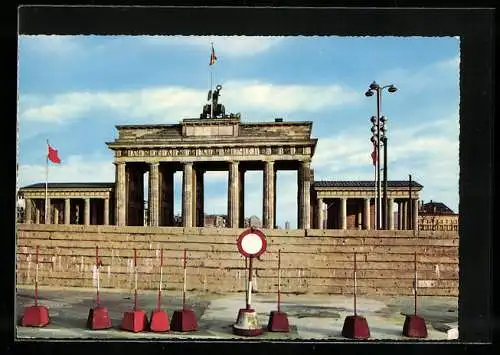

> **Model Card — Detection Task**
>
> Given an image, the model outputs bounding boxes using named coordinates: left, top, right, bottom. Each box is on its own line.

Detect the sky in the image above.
left=17, top=35, right=460, bottom=228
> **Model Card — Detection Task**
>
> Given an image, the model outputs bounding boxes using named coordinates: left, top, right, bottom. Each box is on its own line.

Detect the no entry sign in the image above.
left=236, top=228, right=267, bottom=258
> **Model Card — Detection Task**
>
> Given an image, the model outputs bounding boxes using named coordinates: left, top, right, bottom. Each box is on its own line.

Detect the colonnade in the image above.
left=24, top=197, right=110, bottom=225
left=115, top=159, right=312, bottom=229
left=313, top=197, right=420, bottom=230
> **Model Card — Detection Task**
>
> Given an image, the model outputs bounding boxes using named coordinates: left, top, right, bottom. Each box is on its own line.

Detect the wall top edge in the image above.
left=16, top=224, right=459, bottom=239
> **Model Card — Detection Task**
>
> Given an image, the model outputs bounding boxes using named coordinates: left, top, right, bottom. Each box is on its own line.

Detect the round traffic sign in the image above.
left=236, top=228, right=267, bottom=258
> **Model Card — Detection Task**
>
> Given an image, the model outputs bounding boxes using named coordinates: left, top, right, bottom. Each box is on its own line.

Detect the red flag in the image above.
left=47, top=143, right=61, bottom=164
left=371, top=143, right=377, bottom=166
left=209, top=44, right=217, bottom=66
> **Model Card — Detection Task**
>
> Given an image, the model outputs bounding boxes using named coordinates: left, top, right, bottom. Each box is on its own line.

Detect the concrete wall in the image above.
left=16, top=224, right=459, bottom=296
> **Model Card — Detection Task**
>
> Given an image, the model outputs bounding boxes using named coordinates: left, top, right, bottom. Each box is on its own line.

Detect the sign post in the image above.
left=402, top=251, right=428, bottom=338
left=21, top=246, right=50, bottom=327
left=87, top=246, right=112, bottom=330
left=150, top=248, right=170, bottom=332
left=267, top=248, right=290, bottom=332
left=233, top=228, right=267, bottom=336
left=341, top=252, right=371, bottom=339
left=170, top=249, right=198, bottom=332
left=121, top=248, right=148, bottom=333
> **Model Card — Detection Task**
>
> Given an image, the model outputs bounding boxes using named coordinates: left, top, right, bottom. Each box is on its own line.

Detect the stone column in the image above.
left=316, top=198, right=324, bottom=230
left=148, top=162, right=160, bottom=227
left=297, top=161, right=311, bottom=229
left=398, top=200, right=405, bottom=230
left=227, top=161, right=240, bottom=228
left=297, top=167, right=303, bottom=228
left=182, top=162, right=193, bottom=228
left=339, top=197, right=347, bottom=230
left=263, top=161, right=275, bottom=229
left=64, top=198, right=70, bottom=225
left=44, top=198, right=51, bottom=224
left=238, top=167, right=245, bottom=228
left=24, top=198, right=32, bottom=224
left=408, top=199, right=413, bottom=230
left=35, top=205, right=40, bottom=224
left=413, top=198, right=419, bottom=230
left=406, top=199, right=411, bottom=230
left=137, top=167, right=146, bottom=226
left=273, top=167, right=277, bottom=227
left=388, top=198, right=394, bottom=230
left=84, top=198, right=90, bottom=225
left=191, top=166, right=200, bottom=227
left=115, top=162, right=127, bottom=226
left=54, top=206, right=59, bottom=225
left=104, top=198, right=110, bottom=225
left=396, top=201, right=400, bottom=230
left=363, top=198, right=371, bottom=230
left=396, top=201, right=401, bottom=230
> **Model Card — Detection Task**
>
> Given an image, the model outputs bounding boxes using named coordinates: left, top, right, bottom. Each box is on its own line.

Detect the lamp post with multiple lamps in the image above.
left=365, top=81, right=397, bottom=230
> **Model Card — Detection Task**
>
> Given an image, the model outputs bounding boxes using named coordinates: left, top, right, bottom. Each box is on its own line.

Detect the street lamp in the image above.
left=365, top=81, right=397, bottom=230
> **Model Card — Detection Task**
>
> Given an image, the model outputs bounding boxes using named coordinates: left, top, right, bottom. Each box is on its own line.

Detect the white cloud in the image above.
left=377, top=55, right=460, bottom=95
left=18, top=81, right=360, bottom=124
left=313, top=116, right=458, bottom=171
left=222, top=80, right=360, bottom=114
left=143, top=35, right=283, bottom=57
left=311, top=115, right=459, bottom=212
left=19, top=154, right=115, bottom=187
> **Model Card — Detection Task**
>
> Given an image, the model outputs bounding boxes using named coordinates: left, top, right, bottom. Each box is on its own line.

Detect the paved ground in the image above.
left=15, top=286, right=459, bottom=340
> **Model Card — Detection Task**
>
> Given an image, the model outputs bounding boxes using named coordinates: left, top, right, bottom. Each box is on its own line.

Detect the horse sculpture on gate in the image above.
left=201, top=84, right=225, bottom=119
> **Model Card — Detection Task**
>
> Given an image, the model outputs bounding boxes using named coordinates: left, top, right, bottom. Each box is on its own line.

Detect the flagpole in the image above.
left=210, top=69, right=214, bottom=119
left=45, top=139, right=49, bottom=224
left=210, top=42, right=214, bottom=119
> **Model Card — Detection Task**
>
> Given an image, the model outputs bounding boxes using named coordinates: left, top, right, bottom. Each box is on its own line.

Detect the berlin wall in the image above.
left=16, top=224, right=459, bottom=297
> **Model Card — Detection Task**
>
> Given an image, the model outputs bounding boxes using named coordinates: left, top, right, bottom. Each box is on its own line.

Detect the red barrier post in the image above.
left=353, top=252, right=357, bottom=316
left=96, top=246, right=100, bottom=306
left=34, top=246, right=39, bottom=307
left=134, top=248, right=138, bottom=311
left=170, top=248, right=197, bottom=332
left=157, top=248, right=163, bottom=311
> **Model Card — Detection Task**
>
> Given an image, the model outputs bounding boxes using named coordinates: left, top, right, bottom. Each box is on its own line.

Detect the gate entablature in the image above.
left=106, top=119, right=317, bottom=164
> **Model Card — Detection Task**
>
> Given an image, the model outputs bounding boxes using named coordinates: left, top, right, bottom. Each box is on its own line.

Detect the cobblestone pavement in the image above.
left=15, top=287, right=458, bottom=340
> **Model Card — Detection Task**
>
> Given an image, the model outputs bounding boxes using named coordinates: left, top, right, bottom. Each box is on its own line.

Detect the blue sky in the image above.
left=17, top=35, right=460, bottom=227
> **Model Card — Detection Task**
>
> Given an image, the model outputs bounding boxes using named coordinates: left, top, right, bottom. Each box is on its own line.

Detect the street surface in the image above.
left=16, top=286, right=459, bottom=340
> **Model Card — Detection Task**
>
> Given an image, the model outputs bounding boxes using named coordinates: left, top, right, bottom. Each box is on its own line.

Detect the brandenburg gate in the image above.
left=107, top=85, right=317, bottom=229
left=107, top=120, right=317, bottom=229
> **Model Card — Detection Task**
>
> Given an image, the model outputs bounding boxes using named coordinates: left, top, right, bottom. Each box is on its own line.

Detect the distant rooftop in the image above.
left=20, top=182, right=114, bottom=190
left=420, top=200, right=456, bottom=215
left=313, top=180, right=423, bottom=188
